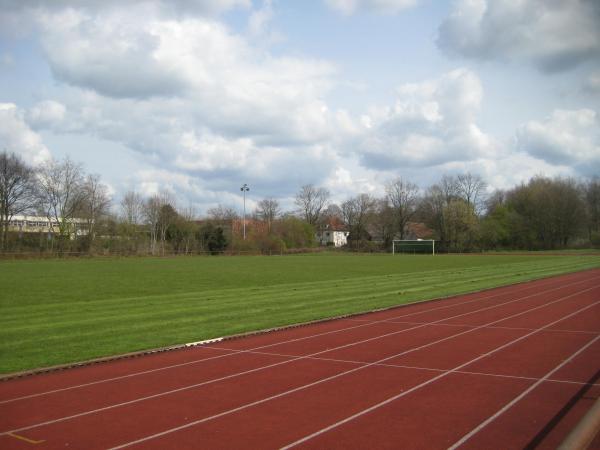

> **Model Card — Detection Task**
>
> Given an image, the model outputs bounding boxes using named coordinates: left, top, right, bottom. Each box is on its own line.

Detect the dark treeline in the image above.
left=1, top=151, right=598, bottom=256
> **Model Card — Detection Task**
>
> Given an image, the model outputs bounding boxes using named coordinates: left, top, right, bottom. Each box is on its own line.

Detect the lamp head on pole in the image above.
left=240, top=183, right=249, bottom=192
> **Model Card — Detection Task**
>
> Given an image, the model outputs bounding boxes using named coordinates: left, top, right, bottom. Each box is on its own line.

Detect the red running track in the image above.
left=1, top=269, right=599, bottom=449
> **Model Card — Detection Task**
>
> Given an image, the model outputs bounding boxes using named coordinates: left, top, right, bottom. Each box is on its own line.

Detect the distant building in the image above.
left=316, top=218, right=349, bottom=247
left=5, top=215, right=88, bottom=238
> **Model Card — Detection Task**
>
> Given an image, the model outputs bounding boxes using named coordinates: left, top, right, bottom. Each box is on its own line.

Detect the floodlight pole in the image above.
left=240, top=183, right=249, bottom=240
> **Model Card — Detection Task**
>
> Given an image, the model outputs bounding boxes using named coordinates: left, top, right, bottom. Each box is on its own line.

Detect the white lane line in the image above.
left=2, top=270, right=582, bottom=405
left=280, top=297, right=600, bottom=450
left=3, top=279, right=597, bottom=437
left=105, top=285, right=600, bottom=450
left=376, top=320, right=600, bottom=335
left=447, top=334, right=600, bottom=449
left=209, top=349, right=600, bottom=388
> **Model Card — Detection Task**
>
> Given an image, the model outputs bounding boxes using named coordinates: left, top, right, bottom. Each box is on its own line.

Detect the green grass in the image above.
left=1, top=253, right=598, bottom=374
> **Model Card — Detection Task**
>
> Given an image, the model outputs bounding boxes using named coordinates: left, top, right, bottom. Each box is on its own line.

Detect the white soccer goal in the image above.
left=392, top=239, right=435, bottom=255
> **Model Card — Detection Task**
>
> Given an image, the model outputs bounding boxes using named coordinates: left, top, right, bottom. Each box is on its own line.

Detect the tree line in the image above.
left=1, top=151, right=598, bottom=255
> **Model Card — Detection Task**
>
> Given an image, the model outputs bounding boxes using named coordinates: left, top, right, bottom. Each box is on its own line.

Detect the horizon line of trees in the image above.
left=1, top=151, right=599, bottom=255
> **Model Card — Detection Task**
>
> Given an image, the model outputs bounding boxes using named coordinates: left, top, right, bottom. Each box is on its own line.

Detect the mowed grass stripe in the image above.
left=0, top=257, right=585, bottom=326
left=1, top=254, right=598, bottom=373
left=1, top=256, right=588, bottom=318
left=2, top=258, right=595, bottom=337
left=2, top=258, right=596, bottom=340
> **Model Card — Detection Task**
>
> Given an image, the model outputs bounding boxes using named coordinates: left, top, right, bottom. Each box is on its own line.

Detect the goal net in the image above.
left=392, top=239, right=435, bottom=255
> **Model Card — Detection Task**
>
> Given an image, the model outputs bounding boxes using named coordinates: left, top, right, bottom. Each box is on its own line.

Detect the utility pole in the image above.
left=240, top=183, right=249, bottom=240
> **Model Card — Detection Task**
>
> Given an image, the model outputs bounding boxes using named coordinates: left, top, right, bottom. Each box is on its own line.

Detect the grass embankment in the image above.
left=1, top=253, right=598, bottom=374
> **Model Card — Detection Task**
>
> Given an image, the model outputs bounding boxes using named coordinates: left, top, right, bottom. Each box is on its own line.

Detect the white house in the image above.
left=316, top=225, right=350, bottom=247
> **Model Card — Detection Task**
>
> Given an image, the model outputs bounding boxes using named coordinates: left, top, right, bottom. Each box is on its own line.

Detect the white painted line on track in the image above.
left=207, top=349, right=600, bottom=388
left=104, top=284, right=600, bottom=449
left=447, top=334, right=600, bottom=449
left=370, top=320, right=600, bottom=335
left=279, top=296, right=600, bottom=450
left=2, top=271, right=586, bottom=405
left=3, top=279, right=597, bottom=438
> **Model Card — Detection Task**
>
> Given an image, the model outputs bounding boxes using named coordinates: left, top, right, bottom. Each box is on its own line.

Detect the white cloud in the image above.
left=0, top=103, right=51, bottom=165
left=27, top=100, right=66, bottom=129
left=356, top=68, right=496, bottom=169
left=516, top=108, right=600, bottom=176
left=438, top=0, right=600, bottom=72
left=248, top=0, right=274, bottom=36
left=325, top=0, right=417, bottom=15
left=584, top=71, right=600, bottom=94
left=0, top=0, right=250, bottom=18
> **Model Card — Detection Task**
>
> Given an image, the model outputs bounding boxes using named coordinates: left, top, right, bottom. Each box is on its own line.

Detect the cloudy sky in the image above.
left=1, top=0, right=599, bottom=214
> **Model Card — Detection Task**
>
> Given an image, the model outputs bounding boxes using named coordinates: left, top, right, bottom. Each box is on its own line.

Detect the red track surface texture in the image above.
left=1, top=269, right=599, bottom=449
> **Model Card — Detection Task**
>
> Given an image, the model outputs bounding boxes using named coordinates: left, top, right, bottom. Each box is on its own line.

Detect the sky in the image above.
left=0, top=0, right=599, bottom=215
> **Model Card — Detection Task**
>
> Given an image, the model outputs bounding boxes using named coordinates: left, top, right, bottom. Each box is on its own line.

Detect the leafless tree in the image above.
left=385, top=177, right=419, bottom=239
left=255, top=197, right=280, bottom=233
left=206, top=204, right=239, bottom=222
left=175, top=205, right=197, bottom=254
left=439, top=175, right=459, bottom=203
left=120, top=191, right=144, bottom=225
left=143, top=195, right=162, bottom=255
left=456, top=173, right=487, bottom=214
left=321, top=203, right=343, bottom=223
left=372, top=198, right=395, bottom=248
left=0, top=151, right=37, bottom=250
left=79, top=174, right=111, bottom=240
left=295, top=184, right=330, bottom=225
left=420, top=183, right=450, bottom=246
left=341, top=193, right=376, bottom=241
left=155, top=191, right=176, bottom=255
left=37, top=157, right=86, bottom=238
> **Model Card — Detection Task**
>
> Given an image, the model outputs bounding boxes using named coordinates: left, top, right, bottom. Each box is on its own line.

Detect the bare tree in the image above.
left=120, top=191, right=144, bottom=225
left=37, top=157, right=86, bottom=238
left=154, top=191, right=176, bottom=255
left=143, top=195, right=162, bottom=255
left=0, top=152, right=37, bottom=250
left=385, top=177, right=419, bottom=239
left=456, top=173, right=487, bottom=214
left=420, top=184, right=449, bottom=247
left=372, top=198, right=395, bottom=248
left=255, top=197, right=280, bottom=233
left=295, top=184, right=330, bottom=225
left=175, top=205, right=197, bottom=254
left=341, top=193, right=376, bottom=241
left=439, top=175, right=459, bottom=203
left=321, top=203, right=343, bottom=223
left=79, top=174, right=111, bottom=240
left=206, top=204, right=239, bottom=222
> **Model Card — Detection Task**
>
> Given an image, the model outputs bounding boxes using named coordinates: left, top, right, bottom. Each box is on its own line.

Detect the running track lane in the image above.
left=0, top=269, right=597, bottom=449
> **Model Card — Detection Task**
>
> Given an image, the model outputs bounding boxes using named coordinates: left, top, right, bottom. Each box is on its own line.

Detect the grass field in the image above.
left=1, top=253, right=599, bottom=374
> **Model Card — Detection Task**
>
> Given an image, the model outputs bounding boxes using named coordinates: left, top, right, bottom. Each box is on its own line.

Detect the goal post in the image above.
left=392, top=239, right=435, bottom=255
